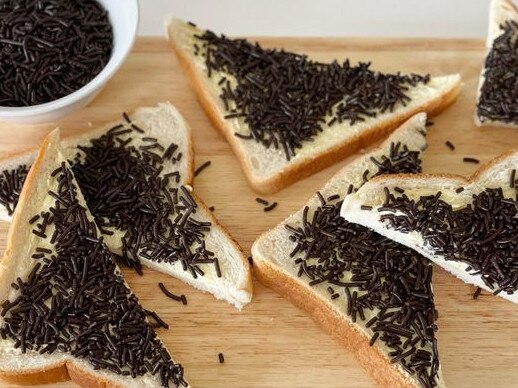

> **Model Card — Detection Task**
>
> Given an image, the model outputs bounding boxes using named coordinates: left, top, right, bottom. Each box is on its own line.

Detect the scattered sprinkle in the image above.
left=263, top=202, right=278, bottom=212
left=194, top=161, right=212, bottom=177
left=463, top=157, right=480, bottom=164
left=255, top=197, right=269, bottom=206
left=158, top=282, right=187, bottom=305
left=445, top=141, right=455, bottom=151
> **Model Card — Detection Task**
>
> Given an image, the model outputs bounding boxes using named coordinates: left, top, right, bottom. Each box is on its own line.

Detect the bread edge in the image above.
left=252, top=257, right=416, bottom=388
left=167, top=19, right=461, bottom=194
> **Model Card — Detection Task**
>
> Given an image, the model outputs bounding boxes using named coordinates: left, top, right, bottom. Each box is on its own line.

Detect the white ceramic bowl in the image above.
left=0, top=0, right=139, bottom=125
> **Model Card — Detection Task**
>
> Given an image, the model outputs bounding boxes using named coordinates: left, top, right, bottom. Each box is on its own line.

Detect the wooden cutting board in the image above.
left=1, top=37, right=518, bottom=388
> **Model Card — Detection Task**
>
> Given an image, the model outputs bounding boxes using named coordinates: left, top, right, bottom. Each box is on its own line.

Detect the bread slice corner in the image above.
left=475, top=0, right=518, bottom=127
left=341, top=149, right=518, bottom=304
left=166, top=17, right=461, bottom=194
left=252, top=113, right=445, bottom=387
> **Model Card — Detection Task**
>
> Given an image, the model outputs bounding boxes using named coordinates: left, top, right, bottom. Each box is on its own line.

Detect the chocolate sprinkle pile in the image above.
left=0, top=164, right=185, bottom=387
left=477, top=21, right=518, bottom=124
left=263, top=202, right=278, bottom=212
left=192, top=28, right=430, bottom=160
left=285, top=142, right=440, bottom=387
left=0, top=164, right=29, bottom=216
left=378, top=175, right=518, bottom=295
left=71, top=114, right=219, bottom=279
left=0, top=0, right=113, bottom=107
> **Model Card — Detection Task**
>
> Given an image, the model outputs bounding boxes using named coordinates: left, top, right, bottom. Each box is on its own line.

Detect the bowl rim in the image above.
left=0, top=0, right=139, bottom=117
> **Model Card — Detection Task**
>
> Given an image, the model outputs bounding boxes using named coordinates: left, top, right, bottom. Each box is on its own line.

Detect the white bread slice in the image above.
left=0, top=102, right=252, bottom=309
left=166, top=17, right=461, bottom=194
left=341, top=150, right=518, bottom=304
left=475, top=0, right=518, bottom=127
left=0, top=129, right=189, bottom=387
left=252, top=113, right=445, bottom=388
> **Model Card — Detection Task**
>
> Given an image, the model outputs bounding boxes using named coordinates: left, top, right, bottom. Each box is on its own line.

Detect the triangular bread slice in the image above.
left=475, top=0, right=518, bottom=126
left=341, top=149, right=518, bottom=303
left=252, top=114, right=445, bottom=388
left=0, top=102, right=252, bottom=309
left=166, top=17, right=461, bottom=194
left=0, top=129, right=188, bottom=387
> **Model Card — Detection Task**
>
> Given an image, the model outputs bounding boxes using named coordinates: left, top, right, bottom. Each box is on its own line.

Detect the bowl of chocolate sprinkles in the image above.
left=0, top=0, right=138, bottom=124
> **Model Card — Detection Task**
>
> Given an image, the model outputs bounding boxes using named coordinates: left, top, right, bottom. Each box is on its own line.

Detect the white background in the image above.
left=139, top=0, right=491, bottom=37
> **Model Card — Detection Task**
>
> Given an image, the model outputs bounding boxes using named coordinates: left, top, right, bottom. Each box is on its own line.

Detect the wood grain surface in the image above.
left=1, top=37, right=518, bottom=388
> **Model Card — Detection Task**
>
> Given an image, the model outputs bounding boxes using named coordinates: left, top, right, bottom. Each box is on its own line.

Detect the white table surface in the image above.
left=138, top=0, right=491, bottom=38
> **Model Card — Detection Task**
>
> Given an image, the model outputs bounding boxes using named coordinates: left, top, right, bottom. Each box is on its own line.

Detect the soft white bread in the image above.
left=0, top=129, right=188, bottom=387
left=0, top=102, right=252, bottom=309
left=475, top=0, right=518, bottom=127
left=252, top=113, right=445, bottom=388
left=166, top=17, right=461, bottom=194
left=341, top=150, right=518, bottom=304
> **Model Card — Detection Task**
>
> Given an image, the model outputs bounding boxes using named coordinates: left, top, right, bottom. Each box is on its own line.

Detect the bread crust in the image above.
left=253, top=258, right=415, bottom=388
left=0, top=363, right=70, bottom=386
left=167, top=20, right=461, bottom=194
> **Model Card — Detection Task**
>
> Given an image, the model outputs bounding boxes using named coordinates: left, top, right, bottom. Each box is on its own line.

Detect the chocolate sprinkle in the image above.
left=378, top=173, right=518, bottom=295
left=192, top=27, right=430, bottom=160
left=0, top=164, right=29, bottom=216
left=158, top=282, right=186, bottom=305
left=477, top=20, right=518, bottom=124
left=218, top=352, right=224, bottom=363
left=194, top=161, right=212, bottom=177
left=285, top=142, right=439, bottom=387
left=463, top=157, right=480, bottom=164
left=445, top=141, right=455, bottom=151
left=0, top=0, right=113, bottom=107
left=473, top=287, right=482, bottom=300
left=0, top=165, right=185, bottom=387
